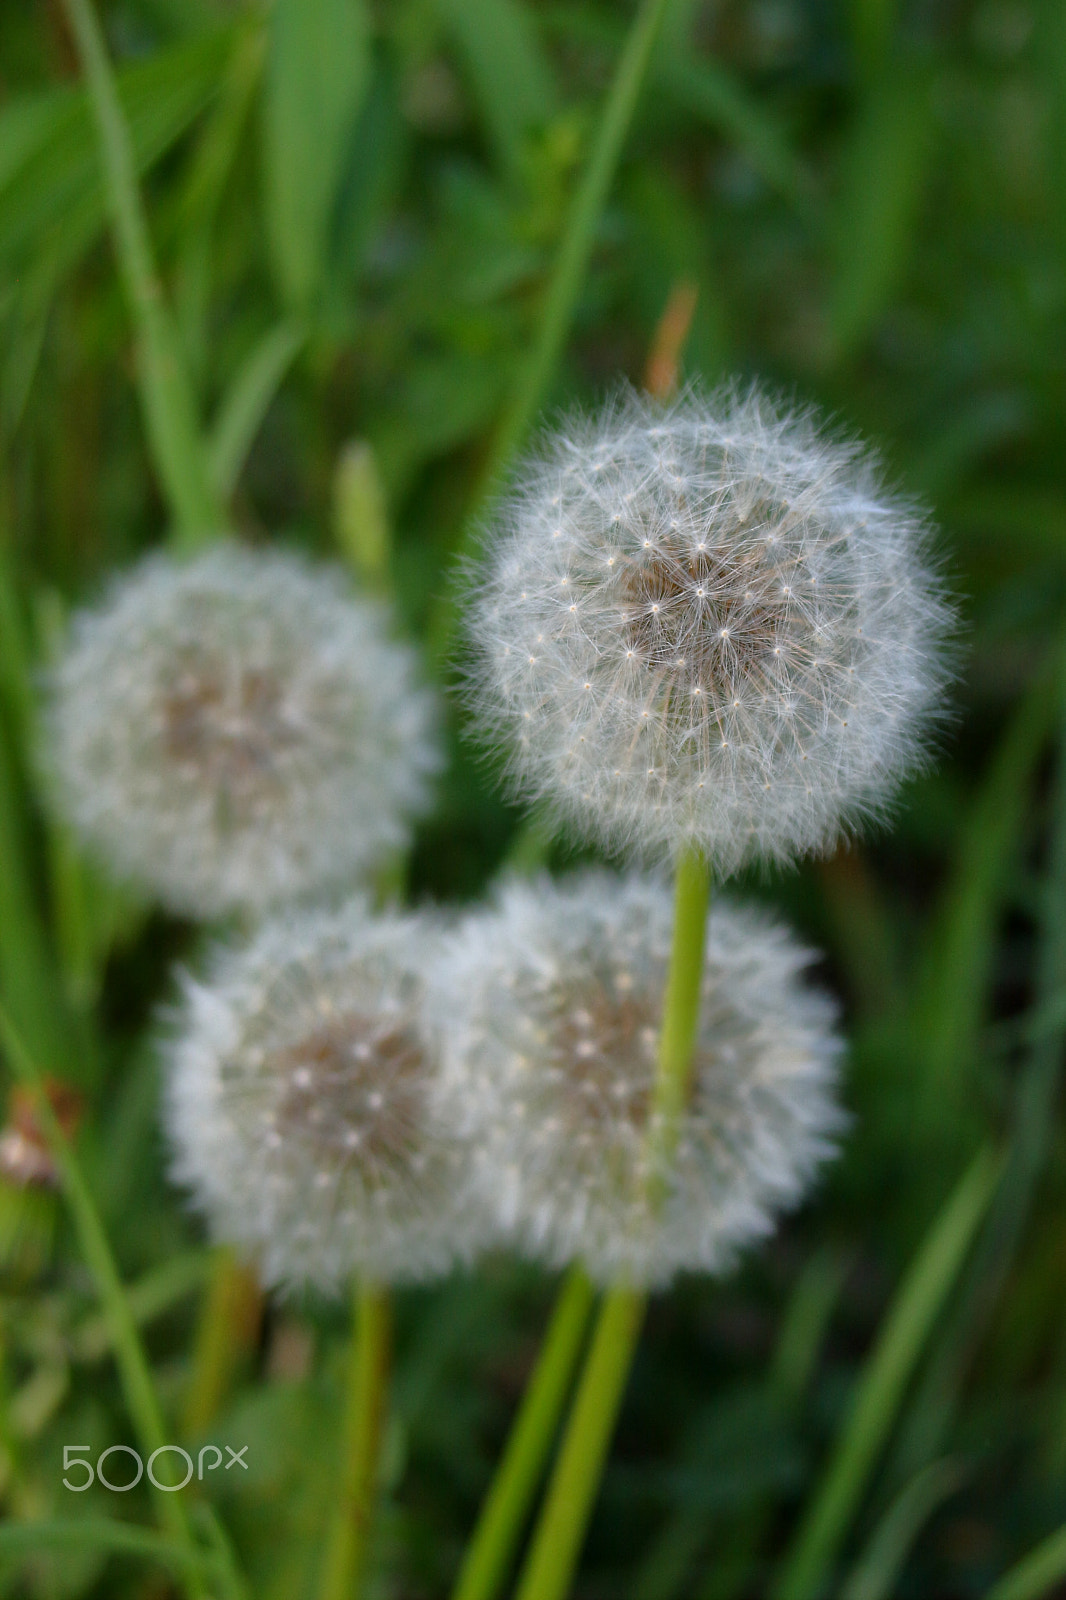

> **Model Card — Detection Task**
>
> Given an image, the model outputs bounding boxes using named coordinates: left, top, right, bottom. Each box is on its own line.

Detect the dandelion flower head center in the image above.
left=541, top=974, right=657, bottom=1146
left=216, top=952, right=437, bottom=1201
left=614, top=479, right=817, bottom=713
left=162, top=655, right=302, bottom=810
left=267, top=1013, right=426, bottom=1184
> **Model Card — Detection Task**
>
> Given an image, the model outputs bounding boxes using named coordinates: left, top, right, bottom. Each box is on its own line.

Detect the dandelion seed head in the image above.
left=46, top=544, right=441, bottom=917
left=467, top=386, right=955, bottom=870
left=434, top=872, right=845, bottom=1287
left=164, top=902, right=489, bottom=1292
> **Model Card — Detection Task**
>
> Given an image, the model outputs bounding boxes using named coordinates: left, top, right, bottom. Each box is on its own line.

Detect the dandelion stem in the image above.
left=318, top=1280, right=392, bottom=1600
left=649, top=847, right=713, bottom=1177
left=512, top=1284, right=646, bottom=1600
left=511, top=846, right=711, bottom=1600
left=0, top=1000, right=210, bottom=1600
left=59, top=0, right=222, bottom=542
left=182, top=1247, right=262, bottom=1441
left=451, top=1267, right=595, bottom=1600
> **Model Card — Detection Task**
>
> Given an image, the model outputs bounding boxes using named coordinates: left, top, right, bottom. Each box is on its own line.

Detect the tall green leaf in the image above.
left=827, top=72, right=933, bottom=361
left=262, top=0, right=370, bottom=309
left=61, top=0, right=221, bottom=540
left=431, top=0, right=559, bottom=177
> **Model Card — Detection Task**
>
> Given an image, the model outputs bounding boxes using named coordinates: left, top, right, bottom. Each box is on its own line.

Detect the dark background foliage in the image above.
left=1, top=1, right=1065, bottom=1596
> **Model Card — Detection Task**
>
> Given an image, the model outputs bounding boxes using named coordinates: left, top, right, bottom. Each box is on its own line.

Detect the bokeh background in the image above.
left=1, top=1, right=1066, bottom=1596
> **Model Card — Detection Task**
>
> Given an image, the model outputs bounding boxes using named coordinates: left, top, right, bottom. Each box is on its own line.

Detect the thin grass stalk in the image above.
left=510, top=848, right=711, bottom=1600
left=888, top=643, right=1066, bottom=1483
left=769, top=1146, right=1000, bottom=1600
left=318, top=1281, right=392, bottom=1600
left=428, top=0, right=674, bottom=661
left=59, top=0, right=222, bottom=541
left=985, top=1524, right=1066, bottom=1600
left=181, top=1247, right=262, bottom=1441
left=0, top=544, right=76, bottom=1071
left=451, top=1267, right=595, bottom=1600
left=0, top=1000, right=211, bottom=1600
left=838, top=1457, right=963, bottom=1600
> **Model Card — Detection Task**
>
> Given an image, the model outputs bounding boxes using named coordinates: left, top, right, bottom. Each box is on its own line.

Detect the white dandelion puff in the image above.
left=466, top=386, right=955, bottom=871
left=45, top=543, right=441, bottom=918
left=433, top=872, right=845, bottom=1288
left=163, top=901, right=490, bottom=1292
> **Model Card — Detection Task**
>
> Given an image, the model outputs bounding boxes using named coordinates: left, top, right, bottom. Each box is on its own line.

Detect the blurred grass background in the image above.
left=1, top=0, right=1066, bottom=1596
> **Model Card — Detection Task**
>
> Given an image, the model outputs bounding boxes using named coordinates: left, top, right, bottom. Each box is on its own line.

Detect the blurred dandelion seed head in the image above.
left=435, top=872, right=845, bottom=1288
left=46, top=544, right=441, bottom=918
left=468, top=387, right=955, bottom=870
left=164, top=902, right=488, bottom=1292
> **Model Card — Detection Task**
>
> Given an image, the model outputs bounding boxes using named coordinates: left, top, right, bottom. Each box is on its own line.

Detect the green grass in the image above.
left=1, top=1, right=1065, bottom=1596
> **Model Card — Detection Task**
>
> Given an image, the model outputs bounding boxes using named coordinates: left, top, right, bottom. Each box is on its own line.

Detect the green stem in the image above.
left=182, top=1246, right=262, bottom=1440
left=648, top=847, right=713, bottom=1181
left=428, top=0, right=673, bottom=660
left=510, top=847, right=712, bottom=1600
left=318, top=1281, right=392, bottom=1600
left=59, top=0, right=222, bottom=542
left=451, top=1268, right=595, bottom=1600
left=512, top=1286, right=646, bottom=1600
left=0, top=1001, right=209, bottom=1599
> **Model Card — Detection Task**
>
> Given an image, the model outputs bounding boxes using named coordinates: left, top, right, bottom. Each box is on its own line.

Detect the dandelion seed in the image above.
left=46, top=544, right=441, bottom=918
left=467, top=386, right=954, bottom=871
left=163, top=903, right=489, bottom=1292
left=433, top=872, right=845, bottom=1288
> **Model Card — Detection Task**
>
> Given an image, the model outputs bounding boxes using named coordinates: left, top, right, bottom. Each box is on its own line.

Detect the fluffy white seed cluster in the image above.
left=433, top=872, right=844, bottom=1288
left=468, top=387, right=954, bottom=871
left=164, top=902, right=488, bottom=1291
left=46, top=544, right=440, bottom=918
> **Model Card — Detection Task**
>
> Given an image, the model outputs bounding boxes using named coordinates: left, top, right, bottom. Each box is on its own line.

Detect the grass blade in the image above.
left=915, top=672, right=1055, bottom=1128
left=0, top=28, right=234, bottom=272
left=888, top=638, right=1066, bottom=1482
left=986, top=1526, right=1066, bottom=1600
left=827, top=72, right=932, bottom=363
left=0, top=1519, right=221, bottom=1579
left=263, top=0, right=370, bottom=309
left=839, top=1458, right=962, bottom=1600
left=545, top=8, right=810, bottom=208
left=59, top=0, right=222, bottom=541
left=207, top=318, right=305, bottom=500
left=663, top=53, right=810, bottom=209
left=431, top=0, right=558, bottom=177
left=770, top=1147, right=1000, bottom=1600
left=428, top=0, right=675, bottom=659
